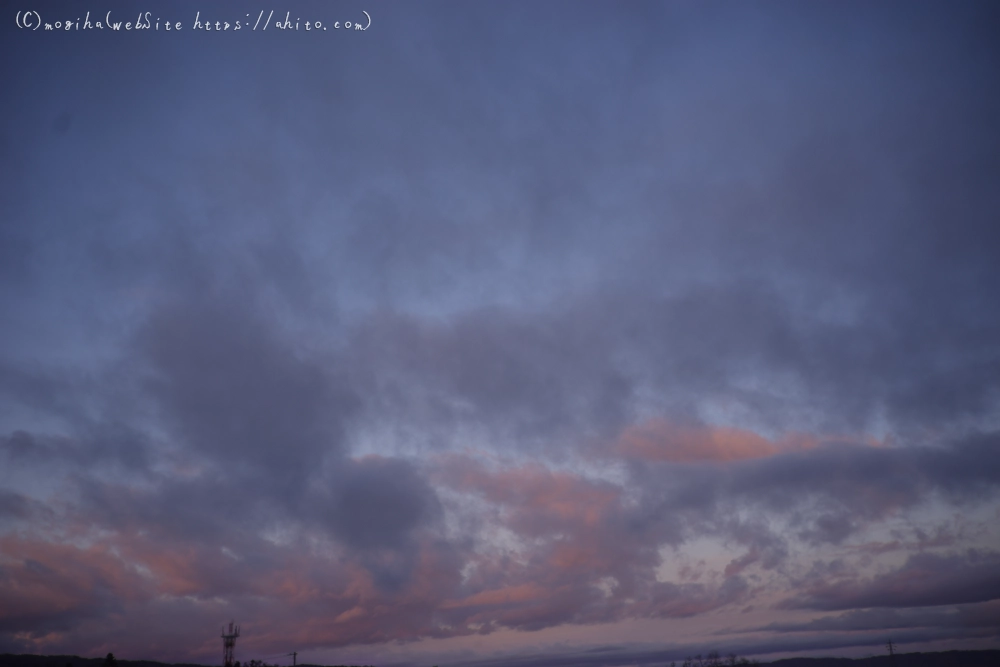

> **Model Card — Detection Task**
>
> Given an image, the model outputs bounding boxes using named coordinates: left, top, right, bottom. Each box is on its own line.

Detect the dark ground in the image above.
left=0, top=657, right=370, bottom=667
left=765, top=651, right=1000, bottom=667
left=1, top=650, right=998, bottom=667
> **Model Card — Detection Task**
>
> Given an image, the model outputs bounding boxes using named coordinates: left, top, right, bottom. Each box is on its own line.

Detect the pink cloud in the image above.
left=441, top=582, right=548, bottom=609
left=614, top=418, right=823, bottom=463
left=0, top=536, right=154, bottom=622
left=436, top=454, right=622, bottom=537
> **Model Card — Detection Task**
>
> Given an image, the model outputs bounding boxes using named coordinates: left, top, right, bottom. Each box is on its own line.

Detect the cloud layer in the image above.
left=2, top=0, right=1000, bottom=665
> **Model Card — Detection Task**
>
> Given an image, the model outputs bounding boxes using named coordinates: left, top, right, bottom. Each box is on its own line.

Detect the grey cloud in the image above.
left=629, top=433, right=1000, bottom=551
left=440, top=635, right=1000, bottom=667
left=749, top=600, right=1000, bottom=634
left=0, top=362, right=94, bottom=427
left=323, top=457, right=442, bottom=552
left=316, top=456, right=448, bottom=592
left=782, top=550, right=1000, bottom=611
left=136, top=289, right=358, bottom=484
left=2, top=0, right=1000, bottom=663
left=344, top=265, right=1000, bottom=455
left=640, top=576, right=752, bottom=620
left=348, top=307, right=633, bottom=447
left=0, top=490, right=53, bottom=525
left=0, top=490, right=30, bottom=519
left=0, top=425, right=149, bottom=473
left=4, top=0, right=1000, bottom=446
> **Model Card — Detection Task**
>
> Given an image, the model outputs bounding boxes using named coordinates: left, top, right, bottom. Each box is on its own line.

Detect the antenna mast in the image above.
left=221, top=621, right=240, bottom=667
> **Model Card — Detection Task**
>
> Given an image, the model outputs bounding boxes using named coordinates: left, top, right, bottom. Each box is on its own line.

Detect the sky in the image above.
left=2, top=1, right=1000, bottom=666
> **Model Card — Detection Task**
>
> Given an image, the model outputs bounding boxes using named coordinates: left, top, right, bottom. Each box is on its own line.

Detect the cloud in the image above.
left=750, top=600, right=1000, bottom=634
left=443, top=635, right=1000, bottom=667
left=2, top=429, right=999, bottom=661
left=0, top=426, right=150, bottom=473
left=619, top=432, right=1000, bottom=562
left=317, top=455, right=447, bottom=593
left=2, top=1, right=1000, bottom=664
left=136, top=291, right=357, bottom=476
left=781, top=550, right=1000, bottom=611
left=0, top=536, right=149, bottom=637
left=0, top=490, right=33, bottom=520
left=615, top=418, right=820, bottom=463
left=323, top=456, right=443, bottom=552
left=346, top=306, right=634, bottom=449
left=431, top=453, right=763, bottom=629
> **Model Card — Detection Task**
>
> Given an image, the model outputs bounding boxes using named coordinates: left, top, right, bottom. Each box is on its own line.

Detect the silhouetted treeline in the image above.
left=238, top=662, right=375, bottom=667
left=760, top=651, right=1000, bottom=667
left=667, top=651, right=758, bottom=667
left=0, top=656, right=374, bottom=667
left=4, top=651, right=999, bottom=667
left=0, top=656, right=206, bottom=667
left=239, top=663, right=375, bottom=667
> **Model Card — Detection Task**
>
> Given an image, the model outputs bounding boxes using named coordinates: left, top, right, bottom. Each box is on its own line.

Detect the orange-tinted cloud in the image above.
left=3, top=434, right=993, bottom=664
left=437, top=455, right=621, bottom=535
left=615, top=418, right=821, bottom=463
left=0, top=536, right=154, bottom=640
left=441, top=582, right=547, bottom=609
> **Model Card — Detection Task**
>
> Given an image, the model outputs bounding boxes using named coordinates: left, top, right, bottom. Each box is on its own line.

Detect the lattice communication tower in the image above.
left=221, top=620, right=240, bottom=667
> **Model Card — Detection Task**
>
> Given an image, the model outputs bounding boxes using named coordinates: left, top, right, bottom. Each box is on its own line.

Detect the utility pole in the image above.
left=285, top=652, right=297, bottom=666
left=887, top=639, right=896, bottom=663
